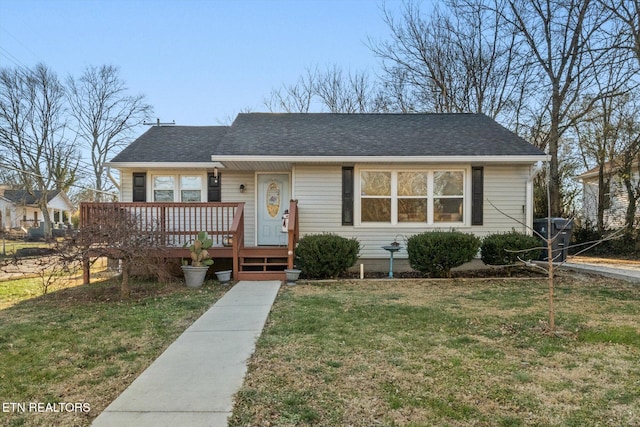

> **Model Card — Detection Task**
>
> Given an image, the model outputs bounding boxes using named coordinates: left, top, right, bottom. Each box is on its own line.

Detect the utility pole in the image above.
left=143, top=118, right=176, bottom=126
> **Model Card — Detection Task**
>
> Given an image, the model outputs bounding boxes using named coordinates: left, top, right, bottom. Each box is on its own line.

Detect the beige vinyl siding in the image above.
left=220, top=171, right=256, bottom=246
left=582, top=173, right=639, bottom=229
left=476, top=165, right=530, bottom=236
left=119, top=169, right=134, bottom=201
left=294, top=164, right=533, bottom=259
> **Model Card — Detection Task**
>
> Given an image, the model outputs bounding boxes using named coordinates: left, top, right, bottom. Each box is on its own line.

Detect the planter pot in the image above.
left=181, top=265, right=209, bottom=288
left=215, top=270, right=232, bottom=284
left=284, top=269, right=302, bottom=285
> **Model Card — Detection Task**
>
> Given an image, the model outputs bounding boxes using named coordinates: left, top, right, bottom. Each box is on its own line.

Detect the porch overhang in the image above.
left=211, top=154, right=550, bottom=170
left=105, top=161, right=226, bottom=169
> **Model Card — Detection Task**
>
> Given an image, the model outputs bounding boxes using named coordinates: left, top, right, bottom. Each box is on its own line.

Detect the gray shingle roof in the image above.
left=110, top=126, right=229, bottom=163
left=2, top=190, right=60, bottom=205
left=219, top=113, right=545, bottom=157
left=109, top=113, right=546, bottom=163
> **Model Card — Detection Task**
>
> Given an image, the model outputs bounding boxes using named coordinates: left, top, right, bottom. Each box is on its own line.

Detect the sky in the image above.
left=0, top=0, right=404, bottom=126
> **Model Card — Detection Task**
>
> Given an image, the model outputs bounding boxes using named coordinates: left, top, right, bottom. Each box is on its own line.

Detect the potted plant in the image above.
left=284, top=268, right=302, bottom=285
left=215, top=269, right=232, bottom=284
left=181, top=231, right=214, bottom=288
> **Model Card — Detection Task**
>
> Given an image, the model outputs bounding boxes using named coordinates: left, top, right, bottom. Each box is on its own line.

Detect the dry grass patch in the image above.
left=230, top=276, right=640, bottom=426
left=0, top=276, right=227, bottom=427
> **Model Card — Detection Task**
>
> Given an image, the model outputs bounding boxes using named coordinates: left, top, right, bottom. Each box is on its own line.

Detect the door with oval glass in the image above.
left=257, top=173, right=290, bottom=246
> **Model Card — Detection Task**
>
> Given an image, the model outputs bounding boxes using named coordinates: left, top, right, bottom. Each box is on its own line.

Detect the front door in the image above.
left=257, top=173, right=290, bottom=246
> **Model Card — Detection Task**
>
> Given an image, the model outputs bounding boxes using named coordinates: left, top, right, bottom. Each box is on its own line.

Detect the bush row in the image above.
left=295, top=230, right=543, bottom=279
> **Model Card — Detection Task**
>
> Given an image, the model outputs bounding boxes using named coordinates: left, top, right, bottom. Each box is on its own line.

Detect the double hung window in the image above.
left=152, top=175, right=203, bottom=202
left=358, top=169, right=466, bottom=225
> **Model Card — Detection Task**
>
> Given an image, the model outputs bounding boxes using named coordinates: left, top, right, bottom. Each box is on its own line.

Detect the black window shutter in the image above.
left=471, top=166, right=484, bottom=225
left=132, top=172, right=146, bottom=202
left=207, top=172, right=221, bottom=202
left=342, top=167, right=354, bottom=225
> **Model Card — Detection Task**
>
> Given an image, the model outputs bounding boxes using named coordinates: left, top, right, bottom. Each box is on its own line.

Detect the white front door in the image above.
left=257, top=173, right=290, bottom=246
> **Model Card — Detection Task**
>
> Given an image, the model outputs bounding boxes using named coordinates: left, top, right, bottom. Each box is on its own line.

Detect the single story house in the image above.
left=577, top=160, right=640, bottom=229
left=0, top=187, right=75, bottom=232
left=83, top=113, right=548, bottom=280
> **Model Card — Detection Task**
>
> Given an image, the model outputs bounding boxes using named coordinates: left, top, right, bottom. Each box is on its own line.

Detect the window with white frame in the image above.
left=358, top=169, right=465, bottom=225
left=152, top=175, right=204, bottom=202
left=153, top=176, right=175, bottom=201
left=180, top=176, right=202, bottom=202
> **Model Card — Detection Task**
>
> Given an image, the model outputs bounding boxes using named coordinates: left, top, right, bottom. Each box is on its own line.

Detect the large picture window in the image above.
left=358, top=169, right=466, bottom=225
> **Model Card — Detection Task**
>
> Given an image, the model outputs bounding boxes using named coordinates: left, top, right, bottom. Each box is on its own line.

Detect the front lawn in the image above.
left=231, top=275, right=640, bottom=426
left=0, top=277, right=226, bottom=427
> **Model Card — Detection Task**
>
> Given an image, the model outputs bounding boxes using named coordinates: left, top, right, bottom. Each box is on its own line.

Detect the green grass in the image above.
left=230, top=277, right=640, bottom=426
left=0, top=240, right=53, bottom=256
left=0, top=276, right=226, bottom=427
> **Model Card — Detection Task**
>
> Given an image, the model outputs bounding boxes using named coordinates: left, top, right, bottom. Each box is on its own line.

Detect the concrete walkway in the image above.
left=560, top=258, right=640, bottom=283
left=92, top=280, right=281, bottom=427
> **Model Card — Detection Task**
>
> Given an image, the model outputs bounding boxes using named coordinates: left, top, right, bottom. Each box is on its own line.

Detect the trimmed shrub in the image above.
left=295, top=233, right=360, bottom=279
left=407, top=230, right=480, bottom=278
left=481, top=231, right=542, bottom=265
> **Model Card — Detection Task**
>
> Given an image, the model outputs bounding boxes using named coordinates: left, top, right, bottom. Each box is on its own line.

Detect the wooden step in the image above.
left=236, top=270, right=285, bottom=281
left=239, top=246, right=289, bottom=274
left=239, top=246, right=288, bottom=257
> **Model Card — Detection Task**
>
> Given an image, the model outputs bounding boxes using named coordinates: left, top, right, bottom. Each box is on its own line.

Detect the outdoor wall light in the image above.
left=239, top=184, right=246, bottom=193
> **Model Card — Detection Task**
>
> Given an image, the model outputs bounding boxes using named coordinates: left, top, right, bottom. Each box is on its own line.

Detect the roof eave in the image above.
left=105, top=161, right=225, bottom=169
left=211, top=155, right=550, bottom=163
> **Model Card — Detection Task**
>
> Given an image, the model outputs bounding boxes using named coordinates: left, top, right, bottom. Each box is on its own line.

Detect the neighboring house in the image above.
left=578, top=161, right=640, bottom=229
left=85, top=113, right=547, bottom=280
left=0, top=187, right=75, bottom=231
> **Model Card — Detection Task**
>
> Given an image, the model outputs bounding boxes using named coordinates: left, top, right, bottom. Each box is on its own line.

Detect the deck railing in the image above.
left=79, top=202, right=245, bottom=248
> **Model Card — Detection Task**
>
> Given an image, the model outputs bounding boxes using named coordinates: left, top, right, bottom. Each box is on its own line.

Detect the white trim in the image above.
left=150, top=172, right=208, bottom=202
left=107, top=162, right=225, bottom=169
left=211, top=155, right=549, bottom=164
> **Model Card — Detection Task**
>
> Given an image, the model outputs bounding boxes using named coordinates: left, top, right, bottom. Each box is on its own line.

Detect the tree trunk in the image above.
left=623, top=175, right=638, bottom=236
left=548, top=118, right=562, bottom=218
left=596, top=166, right=606, bottom=233
left=120, top=261, right=131, bottom=300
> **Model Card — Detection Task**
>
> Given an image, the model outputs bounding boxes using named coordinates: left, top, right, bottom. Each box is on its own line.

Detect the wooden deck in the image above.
left=79, top=200, right=299, bottom=282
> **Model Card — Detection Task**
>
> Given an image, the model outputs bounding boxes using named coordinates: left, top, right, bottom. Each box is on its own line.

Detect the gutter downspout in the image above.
left=526, top=163, right=545, bottom=235
left=107, top=166, right=122, bottom=200
left=107, top=167, right=120, bottom=193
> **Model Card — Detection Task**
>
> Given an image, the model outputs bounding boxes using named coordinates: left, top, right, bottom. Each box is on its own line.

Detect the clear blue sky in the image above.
left=0, top=0, right=404, bottom=126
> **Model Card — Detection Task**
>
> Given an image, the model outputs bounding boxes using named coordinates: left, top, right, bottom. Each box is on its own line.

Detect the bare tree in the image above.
left=0, top=63, right=79, bottom=240
left=506, top=0, right=634, bottom=217
left=315, top=65, right=381, bottom=113
left=264, top=65, right=384, bottom=114
left=71, top=205, right=167, bottom=299
left=264, top=67, right=316, bottom=113
left=611, top=98, right=640, bottom=236
left=370, top=0, right=525, bottom=123
left=574, top=57, right=638, bottom=232
left=66, top=65, right=152, bottom=201
left=602, top=0, right=640, bottom=66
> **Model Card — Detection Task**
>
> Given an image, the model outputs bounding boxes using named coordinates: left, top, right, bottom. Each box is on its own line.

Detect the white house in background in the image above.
left=96, top=113, right=548, bottom=277
left=577, top=161, right=640, bottom=229
left=0, top=187, right=75, bottom=231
